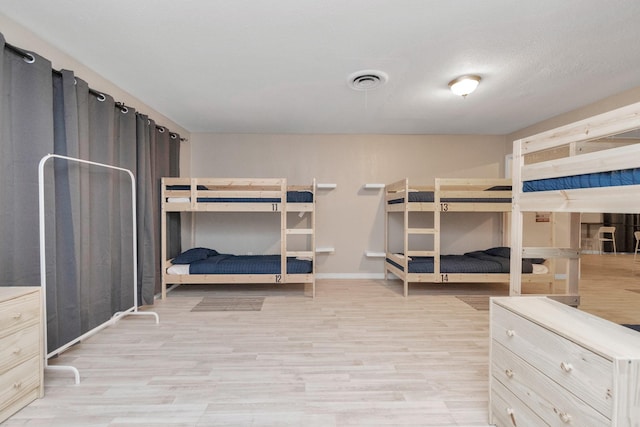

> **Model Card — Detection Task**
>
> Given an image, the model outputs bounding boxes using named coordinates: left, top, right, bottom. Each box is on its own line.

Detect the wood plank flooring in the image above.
left=575, top=253, right=640, bottom=324
left=5, top=254, right=640, bottom=426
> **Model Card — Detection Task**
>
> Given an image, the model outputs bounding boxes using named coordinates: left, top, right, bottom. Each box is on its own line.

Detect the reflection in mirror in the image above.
left=524, top=127, right=640, bottom=165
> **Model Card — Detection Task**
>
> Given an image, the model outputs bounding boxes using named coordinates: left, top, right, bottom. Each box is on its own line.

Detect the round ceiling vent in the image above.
left=347, top=70, right=388, bottom=91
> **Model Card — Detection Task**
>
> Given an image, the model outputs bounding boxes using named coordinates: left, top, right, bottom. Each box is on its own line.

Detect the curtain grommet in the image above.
left=23, top=53, right=35, bottom=64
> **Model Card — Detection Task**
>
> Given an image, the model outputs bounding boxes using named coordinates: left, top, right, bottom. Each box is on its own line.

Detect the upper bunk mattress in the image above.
left=523, top=168, right=640, bottom=192
left=166, top=185, right=313, bottom=203
left=388, top=186, right=511, bottom=204
left=197, top=191, right=313, bottom=203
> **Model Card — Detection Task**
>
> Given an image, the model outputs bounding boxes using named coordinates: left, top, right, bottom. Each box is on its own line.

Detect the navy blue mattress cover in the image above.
left=189, top=254, right=312, bottom=274
left=166, top=185, right=313, bottom=202
left=198, top=191, right=313, bottom=203
left=386, top=247, right=540, bottom=274
left=523, top=168, right=640, bottom=192
left=388, top=186, right=511, bottom=204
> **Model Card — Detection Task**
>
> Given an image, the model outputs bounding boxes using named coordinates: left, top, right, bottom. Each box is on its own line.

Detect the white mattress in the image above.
left=167, top=264, right=189, bottom=275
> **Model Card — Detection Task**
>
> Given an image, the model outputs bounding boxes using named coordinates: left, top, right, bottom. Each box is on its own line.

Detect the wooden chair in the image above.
left=597, top=226, right=616, bottom=254
left=634, top=231, right=640, bottom=261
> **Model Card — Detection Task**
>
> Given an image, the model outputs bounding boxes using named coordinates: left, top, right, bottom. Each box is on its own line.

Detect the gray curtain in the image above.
left=50, top=69, right=82, bottom=346
left=49, top=71, right=137, bottom=347
left=0, top=34, right=54, bottom=288
left=136, top=114, right=156, bottom=304
left=151, top=124, right=181, bottom=294
left=1, top=32, right=181, bottom=353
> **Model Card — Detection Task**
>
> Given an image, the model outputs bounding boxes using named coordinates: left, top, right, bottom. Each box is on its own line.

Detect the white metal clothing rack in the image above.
left=38, top=154, right=158, bottom=384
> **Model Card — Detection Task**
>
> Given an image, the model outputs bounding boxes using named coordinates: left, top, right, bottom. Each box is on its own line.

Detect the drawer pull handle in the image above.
left=506, top=408, right=517, bottom=426
left=559, top=412, right=572, bottom=423
left=13, top=312, right=23, bottom=320
left=13, top=382, right=22, bottom=389
left=506, top=329, right=515, bottom=337
left=12, top=347, right=22, bottom=355
left=505, top=368, right=514, bottom=378
left=560, top=362, right=573, bottom=372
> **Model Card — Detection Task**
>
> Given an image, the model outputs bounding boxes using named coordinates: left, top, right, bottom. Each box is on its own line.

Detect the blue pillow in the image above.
left=173, top=247, right=218, bottom=264
left=484, top=247, right=511, bottom=258
left=485, top=246, right=545, bottom=264
left=167, top=185, right=209, bottom=190
left=485, top=185, right=511, bottom=191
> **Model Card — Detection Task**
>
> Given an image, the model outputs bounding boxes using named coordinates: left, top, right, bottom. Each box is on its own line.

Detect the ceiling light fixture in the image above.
left=448, top=75, right=481, bottom=97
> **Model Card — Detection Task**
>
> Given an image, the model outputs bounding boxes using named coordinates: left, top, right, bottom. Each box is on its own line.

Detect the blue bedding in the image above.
left=198, top=191, right=313, bottom=203
left=386, top=247, right=539, bottom=274
left=388, top=186, right=511, bottom=204
left=523, top=168, right=640, bottom=192
left=188, top=254, right=312, bottom=274
left=389, top=191, right=435, bottom=203
left=166, top=186, right=313, bottom=202
left=167, top=185, right=209, bottom=190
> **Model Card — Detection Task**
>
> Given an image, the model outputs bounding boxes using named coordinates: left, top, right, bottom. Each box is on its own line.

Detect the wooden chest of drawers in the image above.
left=0, top=287, right=43, bottom=423
left=489, top=296, right=640, bottom=427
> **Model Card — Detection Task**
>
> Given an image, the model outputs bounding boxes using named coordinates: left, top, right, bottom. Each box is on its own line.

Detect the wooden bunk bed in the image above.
left=385, top=177, right=554, bottom=296
left=510, top=101, right=640, bottom=306
left=160, top=177, right=316, bottom=299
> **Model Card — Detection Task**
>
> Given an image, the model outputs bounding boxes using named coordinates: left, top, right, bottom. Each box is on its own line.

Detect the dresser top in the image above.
left=491, top=296, right=640, bottom=360
left=0, top=287, right=40, bottom=303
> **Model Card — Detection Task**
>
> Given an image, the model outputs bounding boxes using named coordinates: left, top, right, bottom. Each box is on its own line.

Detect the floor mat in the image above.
left=191, top=297, right=265, bottom=312
left=455, top=295, right=490, bottom=311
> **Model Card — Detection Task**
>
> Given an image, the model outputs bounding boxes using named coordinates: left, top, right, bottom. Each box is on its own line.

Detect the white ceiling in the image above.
left=2, top=0, right=640, bottom=135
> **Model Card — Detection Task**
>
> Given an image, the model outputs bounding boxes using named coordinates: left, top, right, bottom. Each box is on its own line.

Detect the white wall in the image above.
left=188, top=133, right=508, bottom=277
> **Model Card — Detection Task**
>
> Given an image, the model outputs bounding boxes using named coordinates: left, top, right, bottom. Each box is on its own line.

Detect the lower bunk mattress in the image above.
left=167, top=248, right=312, bottom=275
left=386, top=247, right=545, bottom=274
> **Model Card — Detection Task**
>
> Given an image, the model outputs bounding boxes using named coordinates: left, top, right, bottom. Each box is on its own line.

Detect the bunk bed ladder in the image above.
left=280, top=179, right=287, bottom=289
left=284, top=178, right=316, bottom=297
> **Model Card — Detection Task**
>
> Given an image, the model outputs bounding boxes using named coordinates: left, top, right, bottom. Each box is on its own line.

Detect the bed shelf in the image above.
left=363, top=183, right=385, bottom=189
left=365, top=251, right=386, bottom=258
left=315, top=247, right=335, bottom=254
left=316, top=183, right=337, bottom=189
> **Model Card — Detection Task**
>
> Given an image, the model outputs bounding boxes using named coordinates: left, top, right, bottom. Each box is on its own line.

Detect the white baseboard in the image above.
left=316, top=273, right=386, bottom=280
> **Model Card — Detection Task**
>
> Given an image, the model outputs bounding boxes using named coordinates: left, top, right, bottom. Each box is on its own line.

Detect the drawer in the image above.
left=0, top=291, right=40, bottom=338
left=0, top=356, right=40, bottom=415
left=492, top=341, right=609, bottom=426
left=492, top=303, right=613, bottom=417
left=0, top=323, right=40, bottom=375
left=491, top=376, right=547, bottom=427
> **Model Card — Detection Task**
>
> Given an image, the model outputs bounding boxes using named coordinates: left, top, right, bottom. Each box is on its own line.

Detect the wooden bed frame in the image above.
left=385, top=177, right=555, bottom=296
left=160, top=177, right=316, bottom=299
left=510, top=101, right=640, bottom=305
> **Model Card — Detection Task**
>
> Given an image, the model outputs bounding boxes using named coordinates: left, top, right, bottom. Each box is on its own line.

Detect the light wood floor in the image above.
left=5, top=254, right=640, bottom=426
